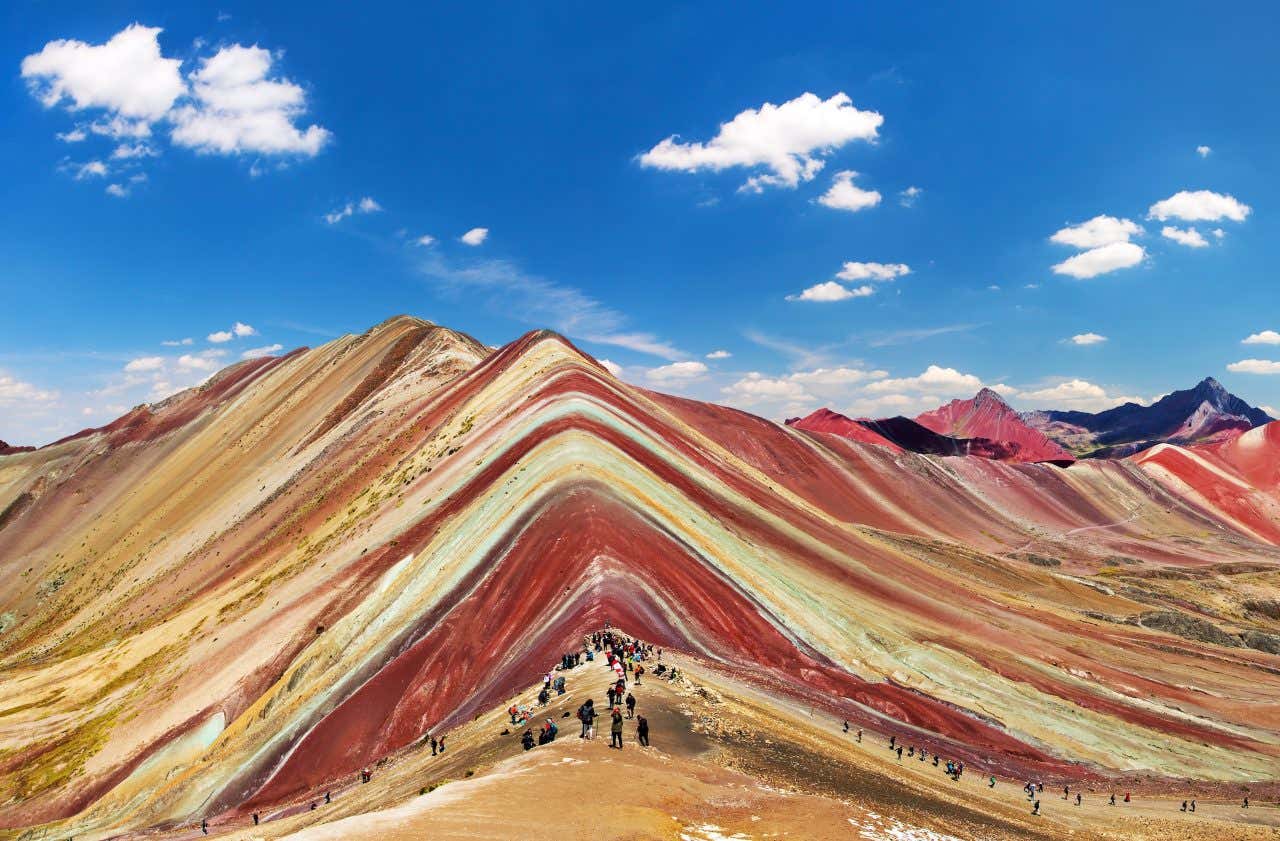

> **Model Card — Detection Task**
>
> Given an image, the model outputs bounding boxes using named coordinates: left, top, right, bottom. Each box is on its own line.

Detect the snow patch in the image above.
left=849, top=814, right=964, bottom=841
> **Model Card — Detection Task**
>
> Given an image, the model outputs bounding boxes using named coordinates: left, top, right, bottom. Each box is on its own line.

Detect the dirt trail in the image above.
left=160, top=646, right=1280, bottom=841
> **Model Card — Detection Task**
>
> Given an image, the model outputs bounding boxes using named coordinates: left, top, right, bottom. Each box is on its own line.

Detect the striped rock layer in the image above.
left=1, top=316, right=1278, bottom=838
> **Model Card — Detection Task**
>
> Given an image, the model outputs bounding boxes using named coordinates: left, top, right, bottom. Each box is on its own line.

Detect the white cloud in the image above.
left=1050, top=215, right=1142, bottom=249
left=898, top=186, right=922, bottom=207
left=1068, top=332, right=1107, bottom=346
left=1196, top=145, right=1211, bottom=158
left=864, top=365, right=983, bottom=396
left=1148, top=190, right=1251, bottom=223
left=787, top=281, right=873, bottom=302
left=124, top=355, right=165, bottom=372
left=1160, top=225, right=1208, bottom=248
left=324, top=197, right=381, bottom=225
left=646, top=361, right=709, bottom=382
left=989, top=383, right=1018, bottom=396
left=105, top=183, right=129, bottom=197
left=816, top=170, right=881, bottom=212
left=162, top=337, right=194, bottom=346
left=597, top=358, right=624, bottom=378
left=76, top=160, right=108, bottom=179
left=112, top=142, right=155, bottom=159
left=1226, top=359, right=1280, bottom=375
left=1211, top=228, right=1226, bottom=240
left=21, top=24, right=185, bottom=123
left=788, top=367, right=886, bottom=389
left=170, top=44, right=330, bottom=156
left=460, top=227, right=489, bottom=246
left=0, top=373, right=59, bottom=405
left=58, top=127, right=87, bottom=142
left=177, top=352, right=221, bottom=372
left=414, top=234, right=436, bottom=247
left=706, top=350, right=731, bottom=360
left=721, top=372, right=814, bottom=406
left=241, top=343, right=283, bottom=359
left=1242, top=330, right=1280, bottom=346
left=207, top=330, right=232, bottom=343
left=1019, top=379, right=1141, bottom=410
left=1051, top=241, right=1145, bottom=279
left=639, top=92, right=883, bottom=192
left=232, top=321, right=256, bottom=337
left=838, top=261, right=910, bottom=282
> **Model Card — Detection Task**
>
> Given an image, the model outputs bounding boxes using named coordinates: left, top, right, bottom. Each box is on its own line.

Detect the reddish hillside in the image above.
left=917, top=388, right=1075, bottom=464
left=784, top=407, right=903, bottom=452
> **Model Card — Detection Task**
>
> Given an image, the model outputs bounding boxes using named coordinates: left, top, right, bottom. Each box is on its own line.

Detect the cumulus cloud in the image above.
left=1148, top=190, right=1250, bottom=223
left=898, top=186, right=922, bottom=207
left=1019, top=379, right=1142, bottom=410
left=597, top=358, right=624, bottom=378
left=786, top=280, right=873, bottom=302
left=76, top=160, right=108, bottom=179
left=1051, top=241, right=1145, bottom=279
left=639, top=92, right=882, bottom=192
left=124, top=355, right=165, bottom=372
left=241, top=343, right=283, bottom=359
left=460, top=227, right=489, bottom=246
left=817, top=170, right=881, bottom=212
left=161, top=337, right=194, bottom=346
left=837, top=262, right=910, bottom=282
left=170, top=44, right=330, bottom=156
left=0, top=373, right=59, bottom=405
left=21, top=24, right=185, bottom=123
left=206, top=322, right=254, bottom=342
left=23, top=24, right=330, bottom=187
left=721, top=372, right=814, bottom=407
left=706, top=350, right=732, bottom=360
left=1160, top=225, right=1208, bottom=248
left=864, top=365, right=983, bottom=396
left=1068, top=333, right=1107, bottom=346
left=325, top=197, right=381, bottom=224
left=1226, top=359, right=1280, bottom=374
left=1211, top=228, right=1226, bottom=240
left=1242, top=330, right=1280, bottom=345
left=1196, top=145, right=1211, bottom=158
left=177, top=352, right=222, bottom=372
left=646, top=361, right=708, bottom=382
left=1050, top=215, right=1142, bottom=249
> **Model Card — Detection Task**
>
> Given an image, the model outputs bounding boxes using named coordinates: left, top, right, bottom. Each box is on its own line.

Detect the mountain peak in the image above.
left=973, top=387, right=1011, bottom=406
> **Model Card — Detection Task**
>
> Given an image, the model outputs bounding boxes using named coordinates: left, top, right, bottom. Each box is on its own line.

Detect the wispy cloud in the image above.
left=413, top=252, right=685, bottom=361
left=862, top=323, right=982, bottom=348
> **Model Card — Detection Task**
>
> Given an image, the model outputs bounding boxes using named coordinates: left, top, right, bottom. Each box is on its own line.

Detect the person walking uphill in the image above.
left=637, top=715, right=649, bottom=746
left=610, top=707, right=624, bottom=748
left=626, top=691, right=637, bottom=719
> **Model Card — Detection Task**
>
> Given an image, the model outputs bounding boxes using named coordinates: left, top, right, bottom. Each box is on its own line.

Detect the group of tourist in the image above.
left=518, top=623, right=660, bottom=754
left=870, top=728, right=1252, bottom=817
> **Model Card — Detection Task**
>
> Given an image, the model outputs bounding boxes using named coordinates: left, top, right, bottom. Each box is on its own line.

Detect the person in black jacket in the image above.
left=636, top=715, right=650, bottom=747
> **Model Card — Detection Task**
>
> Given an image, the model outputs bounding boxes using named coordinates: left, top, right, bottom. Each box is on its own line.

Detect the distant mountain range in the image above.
left=1022, top=377, right=1273, bottom=458
left=788, top=377, right=1273, bottom=465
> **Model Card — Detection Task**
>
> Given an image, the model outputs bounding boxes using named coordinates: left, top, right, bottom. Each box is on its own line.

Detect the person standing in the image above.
left=610, top=708, right=624, bottom=749
left=626, top=692, right=637, bottom=718
left=637, top=715, right=650, bottom=747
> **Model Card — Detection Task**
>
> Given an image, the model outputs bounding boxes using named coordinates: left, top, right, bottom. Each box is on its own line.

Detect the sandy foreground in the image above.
left=146, top=652, right=1280, bottom=841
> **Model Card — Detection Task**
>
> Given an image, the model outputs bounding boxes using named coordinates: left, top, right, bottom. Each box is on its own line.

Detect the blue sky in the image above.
left=2, top=2, right=1278, bottom=445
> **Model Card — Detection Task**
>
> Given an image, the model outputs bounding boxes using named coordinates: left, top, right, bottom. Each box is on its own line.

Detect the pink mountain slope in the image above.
left=784, top=408, right=903, bottom=452
left=916, top=388, right=1075, bottom=464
